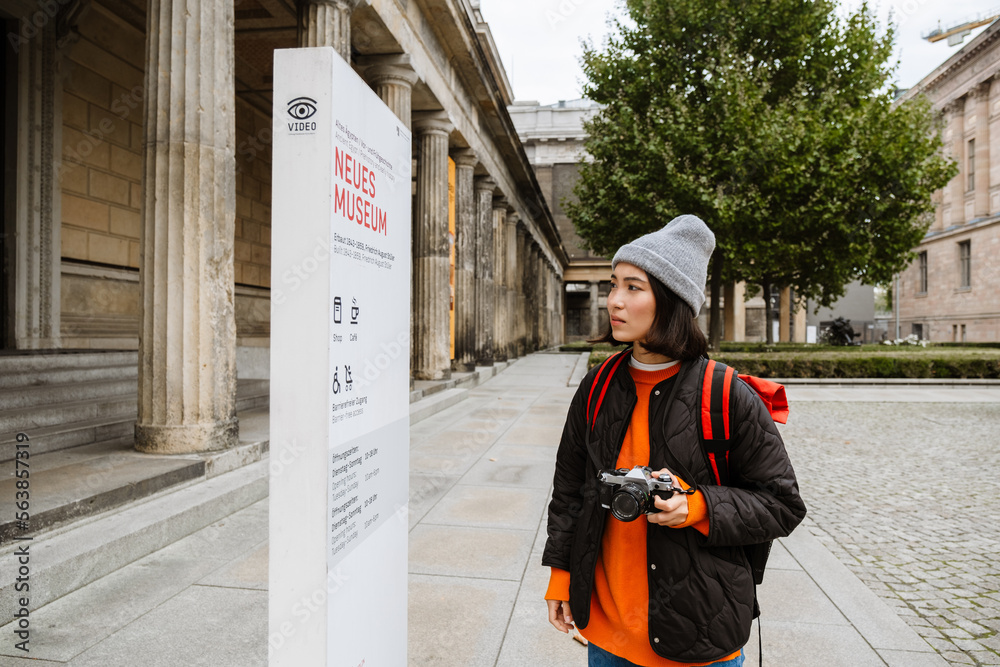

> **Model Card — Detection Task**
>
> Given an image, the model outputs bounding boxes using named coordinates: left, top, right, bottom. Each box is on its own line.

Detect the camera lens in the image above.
left=610, top=484, right=649, bottom=522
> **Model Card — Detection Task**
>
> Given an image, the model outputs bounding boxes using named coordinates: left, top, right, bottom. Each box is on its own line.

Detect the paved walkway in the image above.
left=7, top=352, right=999, bottom=665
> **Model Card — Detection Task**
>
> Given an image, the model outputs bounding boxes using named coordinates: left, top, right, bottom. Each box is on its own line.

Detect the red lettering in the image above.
left=345, top=154, right=353, bottom=185
left=376, top=209, right=387, bottom=235
left=361, top=167, right=370, bottom=197
left=335, top=183, right=345, bottom=214
left=335, top=147, right=344, bottom=182
left=368, top=170, right=375, bottom=198
left=364, top=201, right=371, bottom=229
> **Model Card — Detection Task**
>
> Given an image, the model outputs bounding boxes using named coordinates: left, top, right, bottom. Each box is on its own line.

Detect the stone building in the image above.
left=896, top=22, right=1000, bottom=342
left=509, top=98, right=608, bottom=341
left=1, top=0, right=567, bottom=455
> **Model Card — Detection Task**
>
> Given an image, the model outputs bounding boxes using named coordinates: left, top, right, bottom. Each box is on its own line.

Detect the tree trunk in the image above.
left=708, top=250, right=724, bottom=350
left=762, top=276, right=773, bottom=345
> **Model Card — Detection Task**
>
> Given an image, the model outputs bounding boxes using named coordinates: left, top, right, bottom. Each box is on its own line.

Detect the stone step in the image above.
left=0, top=416, right=134, bottom=461
left=0, top=377, right=138, bottom=411
left=0, top=439, right=206, bottom=542
left=0, top=350, right=137, bottom=374
left=0, top=393, right=136, bottom=434
left=0, top=458, right=268, bottom=625
left=0, top=362, right=137, bottom=390
left=235, top=379, right=269, bottom=412
left=0, top=380, right=268, bottom=458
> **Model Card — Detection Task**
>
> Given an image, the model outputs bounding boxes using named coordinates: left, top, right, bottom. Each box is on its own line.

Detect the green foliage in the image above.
left=569, top=0, right=957, bottom=321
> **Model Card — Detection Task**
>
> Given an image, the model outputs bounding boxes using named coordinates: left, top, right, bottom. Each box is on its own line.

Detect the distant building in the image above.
left=509, top=99, right=607, bottom=341
left=896, top=21, right=1000, bottom=342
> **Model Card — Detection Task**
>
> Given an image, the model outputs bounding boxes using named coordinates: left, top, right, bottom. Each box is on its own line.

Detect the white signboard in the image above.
left=270, top=47, right=411, bottom=666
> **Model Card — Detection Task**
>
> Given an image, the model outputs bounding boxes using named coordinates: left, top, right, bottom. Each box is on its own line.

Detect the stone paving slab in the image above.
left=407, top=574, right=520, bottom=667
left=66, top=586, right=267, bottom=667
left=409, top=524, right=535, bottom=580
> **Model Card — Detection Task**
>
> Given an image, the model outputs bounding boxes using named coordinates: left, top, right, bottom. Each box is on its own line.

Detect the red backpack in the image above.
left=585, top=349, right=788, bottom=586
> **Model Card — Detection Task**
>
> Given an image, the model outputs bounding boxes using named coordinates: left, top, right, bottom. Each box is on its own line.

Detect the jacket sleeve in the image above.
left=699, top=378, right=807, bottom=547
left=541, top=374, right=593, bottom=571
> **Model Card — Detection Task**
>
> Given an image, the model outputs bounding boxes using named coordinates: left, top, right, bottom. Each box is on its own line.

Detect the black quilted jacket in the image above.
left=542, top=356, right=806, bottom=663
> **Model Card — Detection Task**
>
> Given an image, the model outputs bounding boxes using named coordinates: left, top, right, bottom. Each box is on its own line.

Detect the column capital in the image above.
left=451, top=147, right=478, bottom=169
left=974, top=78, right=993, bottom=98
left=492, top=195, right=508, bottom=211
left=474, top=176, right=496, bottom=193
left=412, top=112, right=454, bottom=137
left=943, top=96, right=966, bottom=116
left=358, top=54, right=420, bottom=89
left=507, top=210, right=521, bottom=225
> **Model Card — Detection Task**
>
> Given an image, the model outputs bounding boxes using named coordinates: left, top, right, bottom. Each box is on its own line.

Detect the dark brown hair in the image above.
left=589, top=271, right=708, bottom=361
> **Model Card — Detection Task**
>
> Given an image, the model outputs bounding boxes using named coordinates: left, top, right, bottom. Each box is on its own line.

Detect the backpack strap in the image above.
left=698, top=359, right=738, bottom=486
left=586, top=349, right=630, bottom=430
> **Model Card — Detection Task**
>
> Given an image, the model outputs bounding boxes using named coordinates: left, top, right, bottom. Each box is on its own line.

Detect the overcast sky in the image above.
left=480, top=0, right=1000, bottom=104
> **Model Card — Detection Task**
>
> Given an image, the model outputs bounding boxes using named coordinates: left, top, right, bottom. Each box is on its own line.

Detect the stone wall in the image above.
left=55, top=1, right=273, bottom=350
left=897, top=220, right=1000, bottom=341
left=234, top=100, right=272, bottom=289
left=60, top=3, right=144, bottom=269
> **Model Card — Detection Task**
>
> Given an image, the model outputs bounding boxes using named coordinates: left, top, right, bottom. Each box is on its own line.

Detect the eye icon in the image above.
left=288, top=97, right=317, bottom=120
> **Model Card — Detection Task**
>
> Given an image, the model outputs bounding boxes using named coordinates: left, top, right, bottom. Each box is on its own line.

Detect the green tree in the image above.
left=568, top=0, right=956, bottom=346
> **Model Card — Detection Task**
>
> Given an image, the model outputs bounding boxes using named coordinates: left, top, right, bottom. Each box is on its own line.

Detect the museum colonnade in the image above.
left=6, top=0, right=566, bottom=455
left=143, top=0, right=566, bottom=452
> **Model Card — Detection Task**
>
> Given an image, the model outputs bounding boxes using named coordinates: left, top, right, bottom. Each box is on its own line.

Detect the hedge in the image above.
left=587, top=347, right=1000, bottom=378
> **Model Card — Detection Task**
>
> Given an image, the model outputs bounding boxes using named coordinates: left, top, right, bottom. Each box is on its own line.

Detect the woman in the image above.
left=543, top=215, right=806, bottom=667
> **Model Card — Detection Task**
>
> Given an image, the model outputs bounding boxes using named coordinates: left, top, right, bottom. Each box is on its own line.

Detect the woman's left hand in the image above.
left=646, top=468, right=689, bottom=527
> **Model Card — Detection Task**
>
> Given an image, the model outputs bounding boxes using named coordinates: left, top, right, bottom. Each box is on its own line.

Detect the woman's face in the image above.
left=607, top=263, right=657, bottom=345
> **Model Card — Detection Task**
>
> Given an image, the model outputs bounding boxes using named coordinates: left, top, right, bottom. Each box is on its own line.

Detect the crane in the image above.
left=922, top=8, right=1000, bottom=46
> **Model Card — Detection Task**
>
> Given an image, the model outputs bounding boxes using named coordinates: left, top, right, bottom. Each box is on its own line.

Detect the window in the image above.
left=959, top=240, right=971, bottom=288
left=912, top=323, right=924, bottom=339
left=961, top=324, right=967, bottom=342
left=968, top=139, right=976, bottom=191
left=953, top=324, right=959, bottom=342
left=918, top=251, right=928, bottom=294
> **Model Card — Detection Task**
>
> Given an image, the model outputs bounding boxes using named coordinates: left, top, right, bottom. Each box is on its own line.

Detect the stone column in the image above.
left=492, top=196, right=508, bottom=361
left=297, top=0, right=360, bottom=58
left=136, top=0, right=237, bottom=453
left=361, top=55, right=419, bottom=130
left=723, top=282, right=746, bottom=342
left=411, top=113, right=454, bottom=380
left=974, top=81, right=991, bottom=218
left=514, top=222, right=527, bottom=356
left=949, top=97, right=966, bottom=225
left=14, top=21, right=61, bottom=349
left=778, top=287, right=791, bottom=343
left=451, top=148, right=478, bottom=371
left=589, top=281, right=600, bottom=338
left=530, top=244, right=541, bottom=350
left=474, top=177, right=496, bottom=364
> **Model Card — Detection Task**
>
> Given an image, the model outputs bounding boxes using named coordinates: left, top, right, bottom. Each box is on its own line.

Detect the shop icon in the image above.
left=333, top=296, right=342, bottom=324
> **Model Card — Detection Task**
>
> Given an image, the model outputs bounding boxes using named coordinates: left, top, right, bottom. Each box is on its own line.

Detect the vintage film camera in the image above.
left=598, top=466, right=689, bottom=522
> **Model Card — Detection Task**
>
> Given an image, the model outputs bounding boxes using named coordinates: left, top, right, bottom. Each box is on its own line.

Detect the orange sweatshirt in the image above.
left=546, top=362, right=740, bottom=666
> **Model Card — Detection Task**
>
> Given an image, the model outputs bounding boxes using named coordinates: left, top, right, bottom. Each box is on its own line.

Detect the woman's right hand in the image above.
left=547, top=599, right=574, bottom=633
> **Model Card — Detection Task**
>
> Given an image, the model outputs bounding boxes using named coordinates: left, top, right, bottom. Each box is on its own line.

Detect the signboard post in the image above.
left=269, top=47, right=412, bottom=666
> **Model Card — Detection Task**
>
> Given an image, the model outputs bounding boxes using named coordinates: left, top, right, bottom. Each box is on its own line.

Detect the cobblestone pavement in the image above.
left=779, top=402, right=1000, bottom=666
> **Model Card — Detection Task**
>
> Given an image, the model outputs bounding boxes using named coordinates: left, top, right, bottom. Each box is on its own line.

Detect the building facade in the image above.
left=508, top=98, right=608, bottom=341
left=1, top=0, right=567, bottom=454
left=896, top=22, right=1000, bottom=342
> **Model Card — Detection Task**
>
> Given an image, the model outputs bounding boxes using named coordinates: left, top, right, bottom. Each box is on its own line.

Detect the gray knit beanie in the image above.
left=611, top=215, right=715, bottom=315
